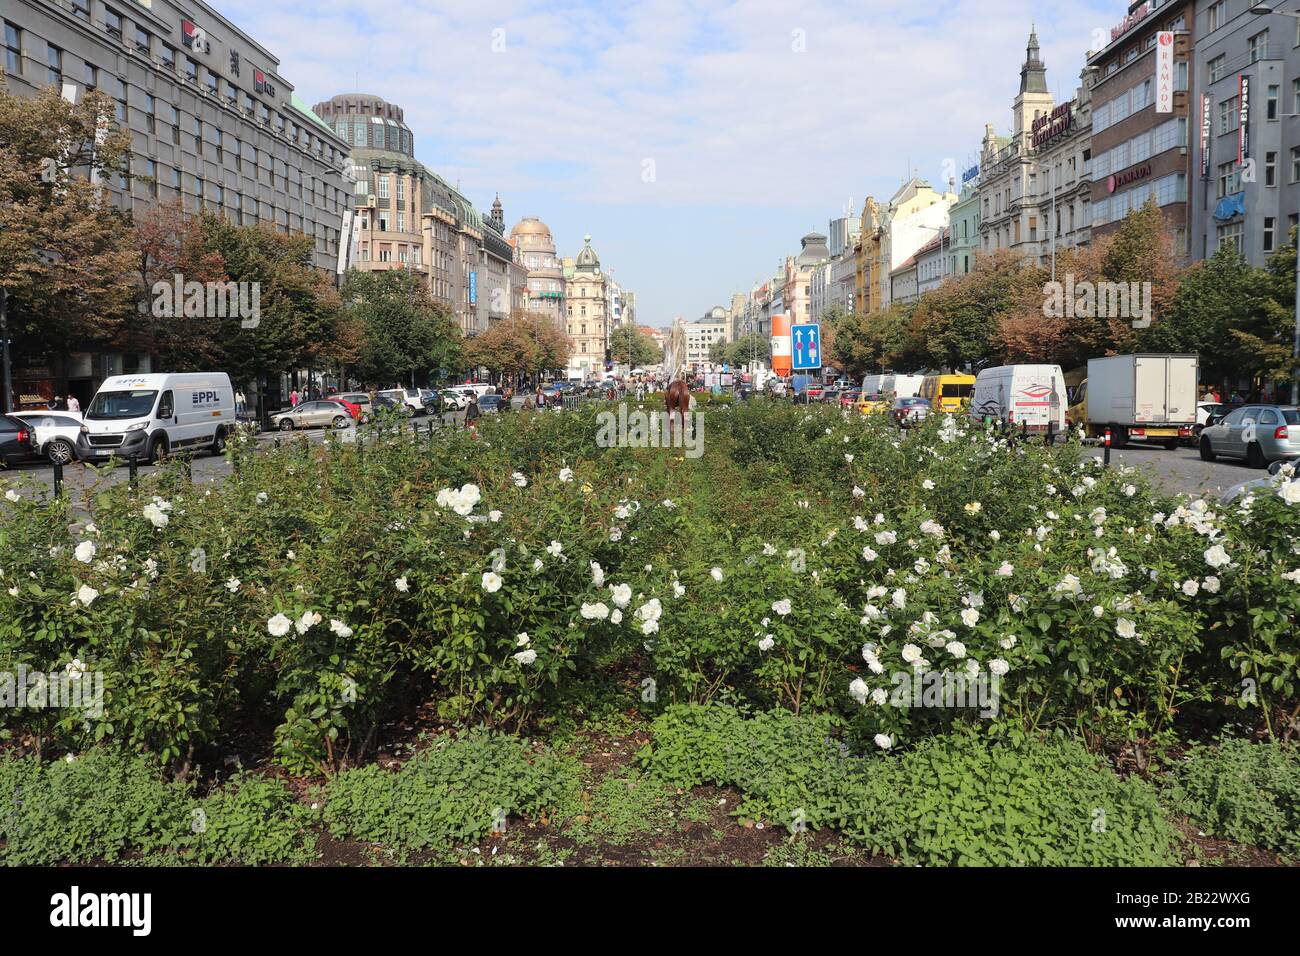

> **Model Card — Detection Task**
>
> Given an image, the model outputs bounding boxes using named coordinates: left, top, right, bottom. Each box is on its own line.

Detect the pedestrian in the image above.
left=235, top=389, right=246, bottom=416
left=1200, top=387, right=1215, bottom=403
left=290, top=389, right=300, bottom=408
left=66, top=394, right=80, bottom=413
left=464, top=393, right=481, bottom=430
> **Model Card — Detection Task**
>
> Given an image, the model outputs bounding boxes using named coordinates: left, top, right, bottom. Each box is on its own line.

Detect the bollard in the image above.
left=274, top=437, right=281, bottom=450
left=52, top=459, right=63, bottom=498
left=1020, top=419, right=1028, bottom=442
left=1103, top=428, right=1112, bottom=468
left=1046, top=420, right=1055, bottom=447
left=128, top=454, right=139, bottom=487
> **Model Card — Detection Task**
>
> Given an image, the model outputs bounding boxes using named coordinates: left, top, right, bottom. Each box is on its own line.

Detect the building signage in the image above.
left=961, top=163, right=980, bottom=184
left=1199, top=92, right=1211, bottom=179
left=1237, top=74, right=1250, bottom=162
left=1031, top=102, right=1074, bottom=149
left=1107, top=162, right=1152, bottom=193
left=253, top=68, right=276, bottom=98
left=1110, top=2, right=1154, bottom=43
left=181, top=19, right=208, bottom=53
left=469, top=271, right=477, bottom=305
left=1155, top=32, right=1174, bottom=113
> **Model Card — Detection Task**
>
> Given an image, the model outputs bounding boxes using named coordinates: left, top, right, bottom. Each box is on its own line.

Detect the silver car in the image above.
left=1199, top=404, right=1300, bottom=468
left=14, top=411, right=83, bottom=464
left=271, top=401, right=354, bottom=431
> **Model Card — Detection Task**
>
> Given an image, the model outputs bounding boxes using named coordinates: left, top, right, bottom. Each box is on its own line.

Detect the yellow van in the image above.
left=920, top=373, right=976, bottom=414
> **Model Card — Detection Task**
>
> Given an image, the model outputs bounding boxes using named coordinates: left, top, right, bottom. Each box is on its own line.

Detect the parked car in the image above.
left=0, top=414, right=36, bottom=467
left=1221, top=459, right=1295, bottom=505
left=372, top=394, right=413, bottom=418
left=271, top=400, right=355, bottom=431
left=14, top=411, right=83, bottom=464
left=857, top=392, right=891, bottom=415
left=1199, top=404, right=1300, bottom=468
left=839, top=389, right=862, bottom=410
left=333, top=392, right=375, bottom=419
left=320, top=396, right=363, bottom=422
left=478, top=395, right=503, bottom=414
left=378, top=389, right=425, bottom=416
left=893, top=396, right=932, bottom=427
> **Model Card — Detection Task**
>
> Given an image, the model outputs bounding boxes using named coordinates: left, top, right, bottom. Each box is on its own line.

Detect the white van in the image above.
left=892, top=374, right=925, bottom=399
left=77, top=373, right=235, bottom=463
left=970, top=364, right=1067, bottom=432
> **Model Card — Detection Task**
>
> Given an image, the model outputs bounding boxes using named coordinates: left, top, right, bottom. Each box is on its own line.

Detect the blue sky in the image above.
left=218, top=0, right=1125, bottom=326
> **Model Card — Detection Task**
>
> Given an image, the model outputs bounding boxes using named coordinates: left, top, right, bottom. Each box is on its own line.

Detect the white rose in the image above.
left=758, top=635, right=775, bottom=652
left=330, top=619, right=354, bottom=638
left=395, top=576, right=410, bottom=593
left=74, top=541, right=96, bottom=564
left=874, top=733, right=893, bottom=750
left=849, top=678, right=869, bottom=705
left=710, top=567, right=724, bottom=582
left=267, top=613, right=292, bottom=637
left=960, top=608, right=980, bottom=628
left=771, top=599, right=792, bottom=616
left=945, top=640, right=967, bottom=659
left=1116, top=618, right=1137, bottom=639
left=513, top=649, right=537, bottom=665
left=609, top=583, right=632, bottom=607
left=76, top=584, right=99, bottom=606
left=989, top=658, right=1010, bottom=676
left=482, top=571, right=503, bottom=593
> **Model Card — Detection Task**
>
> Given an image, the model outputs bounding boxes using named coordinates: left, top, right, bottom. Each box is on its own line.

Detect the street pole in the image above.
left=0, top=287, right=12, bottom=414
left=1292, top=233, right=1299, bottom=405
left=1050, top=165, right=1057, bottom=284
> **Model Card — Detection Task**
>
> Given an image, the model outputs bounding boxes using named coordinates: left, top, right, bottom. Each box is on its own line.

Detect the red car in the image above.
left=839, top=389, right=861, bottom=409
left=321, top=396, right=363, bottom=421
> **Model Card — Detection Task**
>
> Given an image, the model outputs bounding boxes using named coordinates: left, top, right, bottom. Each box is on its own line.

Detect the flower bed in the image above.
left=1, top=399, right=1298, bottom=863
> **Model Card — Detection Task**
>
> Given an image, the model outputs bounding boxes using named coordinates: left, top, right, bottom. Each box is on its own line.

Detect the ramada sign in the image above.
left=1107, top=162, right=1152, bottom=194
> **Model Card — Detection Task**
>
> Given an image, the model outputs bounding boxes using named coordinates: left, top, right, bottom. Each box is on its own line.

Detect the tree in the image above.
left=611, top=328, right=662, bottom=367
left=342, top=269, right=461, bottom=387
left=126, top=199, right=227, bottom=370
left=202, top=215, right=346, bottom=391
left=0, top=87, right=136, bottom=370
left=464, top=313, right=571, bottom=383
left=725, top=333, right=770, bottom=368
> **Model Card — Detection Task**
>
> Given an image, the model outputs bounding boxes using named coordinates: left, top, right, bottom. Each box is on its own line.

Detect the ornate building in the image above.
left=510, top=217, right=566, bottom=325
left=564, top=235, right=608, bottom=379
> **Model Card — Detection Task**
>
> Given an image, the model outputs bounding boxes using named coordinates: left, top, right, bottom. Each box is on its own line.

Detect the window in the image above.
left=1216, top=221, right=1243, bottom=253
left=84, top=62, right=97, bottom=89
left=104, top=8, right=122, bottom=40
left=1264, top=217, right=1276, bottom=253
left=185, top=56, right=196, bottom=82
left=1217, top=161, right=1239, bottom=199
left=3, top=22, right=20, bottom=76
left=205, top=71, right=217, bottom=95
left=1207, top=1, right=1225, bottom=33
left=160, top=44, right=174, bottom=70
left=170, top=167, right=180, bottom=190
left=1266, top=151, right=1278, bottom=187
left=47, top=44, right=61, bottom=85
left=71, top=0, right=90, bottom=20
left=194, top=116, right=202, bottom=151
left=214, top=128, right=223, bottom=162
left=1248, top=30, right=1268, bottom=65
left=1267, top=85, right=1279, bottom=121
left=1293, top=146, right=1300, bottom=183
left=1294, top=78, right=1300, bottom=115
left=134, top=26, right=150, bottom=55
left=1218, top=96, right=1238, bottom=135
left=377, top=175, right=389, bottom=200
left=143, top=93, right=154, bottom=133
left=1208, top=55, right=1226, bottom=85
left=225, top=80, right=237, bottom=103
left=142, top=159, right=157, bottom=197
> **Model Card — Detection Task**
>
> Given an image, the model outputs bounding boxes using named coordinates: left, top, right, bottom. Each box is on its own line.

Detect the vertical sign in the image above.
left=1155, top=32, right=1174, bottom=113
left=1199, top=92, right=1211, bottom=179
left=336, top=209, right=354, bottom=275
left=1237, top=74, right=1251, bottom=162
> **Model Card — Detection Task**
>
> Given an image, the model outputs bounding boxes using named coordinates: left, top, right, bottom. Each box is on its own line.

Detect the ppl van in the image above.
left=970, top=364, right=1067, bottom=433
left=76, top=373, right=235, bottom=463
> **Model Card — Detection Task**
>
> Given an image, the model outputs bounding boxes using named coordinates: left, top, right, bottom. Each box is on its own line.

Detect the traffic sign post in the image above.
left=791, top=323, right=822, bottom=371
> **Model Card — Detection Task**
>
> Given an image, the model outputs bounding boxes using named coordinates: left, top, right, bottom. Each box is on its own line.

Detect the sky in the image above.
left=218, top=0, right=1128, bottom=327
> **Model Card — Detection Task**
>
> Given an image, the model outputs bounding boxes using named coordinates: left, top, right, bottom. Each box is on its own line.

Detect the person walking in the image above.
left=235, top=389, right=246, bottom=417
left=464, top=393, right=481, bottom=430
left=66, top=394, right=80, bottom=413
left=289, top=389, right=300, bottom=408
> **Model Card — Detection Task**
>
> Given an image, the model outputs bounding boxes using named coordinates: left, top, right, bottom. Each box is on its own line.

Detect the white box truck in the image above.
left=970, top=364, right=1068, bottom=433
left=1067, top=354, right=1198, bottom=448
left=76, top=373, right=235, bottom=463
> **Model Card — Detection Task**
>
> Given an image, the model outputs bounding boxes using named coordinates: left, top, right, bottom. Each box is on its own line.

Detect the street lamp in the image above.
left=1249, top=3, right=1300, bottom=403
left=0, top=287, right=12, bottom=415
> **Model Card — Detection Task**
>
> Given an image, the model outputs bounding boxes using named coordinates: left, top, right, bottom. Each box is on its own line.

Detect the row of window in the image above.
left=1091, top=173, right=1186, bottom=227
left=1092, top=118, right=1187, bottom=180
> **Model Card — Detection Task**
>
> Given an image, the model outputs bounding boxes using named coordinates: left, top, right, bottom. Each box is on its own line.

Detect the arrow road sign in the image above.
left=791, top=323, right=821, bottom=371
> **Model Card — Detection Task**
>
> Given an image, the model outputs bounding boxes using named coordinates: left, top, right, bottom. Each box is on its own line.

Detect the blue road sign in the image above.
left=791, top=323, right=822, bottom=371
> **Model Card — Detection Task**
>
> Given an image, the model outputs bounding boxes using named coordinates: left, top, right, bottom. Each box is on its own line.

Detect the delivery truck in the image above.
left=1067, top=354, right=1198, bottom=449
left=971, top=364, right=1068, bottom=433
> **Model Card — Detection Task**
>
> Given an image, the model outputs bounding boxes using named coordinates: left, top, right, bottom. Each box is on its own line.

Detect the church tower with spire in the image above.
left=488, top=194, right=504, bottom=232
left=1013, top=28, right=1054, bottom=143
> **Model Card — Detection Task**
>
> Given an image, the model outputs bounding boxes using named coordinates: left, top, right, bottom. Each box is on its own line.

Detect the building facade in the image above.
left=1087, top=0, right=1195, bottom=258
left=1190, top=0, right=1297, bottom=265
left=2, top=0, right=349, bottom=401
left=686, top=307, right=729, bottom=369
left=510, top=217, right=565, bottom=325
left=915, top=228, right=951, bottom=295
left=949, top=177, right=981, bottom=275
left=564, top=235, right=607, bottom=379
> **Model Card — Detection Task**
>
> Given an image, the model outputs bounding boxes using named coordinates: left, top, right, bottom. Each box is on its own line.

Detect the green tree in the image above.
left=612, top=328, right=662, bottom=367
left=342, top=269, right=461, bottom=387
